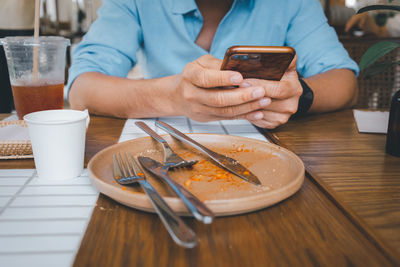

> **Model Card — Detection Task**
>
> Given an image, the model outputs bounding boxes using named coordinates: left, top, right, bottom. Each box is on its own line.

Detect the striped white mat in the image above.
left=0, top=169, right=98, bottom=267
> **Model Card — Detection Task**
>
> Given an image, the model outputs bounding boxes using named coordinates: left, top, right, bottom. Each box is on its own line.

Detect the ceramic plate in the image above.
left=88, top=134, right=304, bottom=216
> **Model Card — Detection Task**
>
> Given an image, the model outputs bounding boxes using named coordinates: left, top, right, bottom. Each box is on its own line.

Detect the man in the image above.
left=68, top=0, right=359, bottom=129
left=345, top=12, right=400, bottom=37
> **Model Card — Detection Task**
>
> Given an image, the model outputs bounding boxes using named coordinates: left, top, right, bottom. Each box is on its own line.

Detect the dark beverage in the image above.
left=11, top=82, right=64, bottom=119
left=386, top=90, right=400, bottom=157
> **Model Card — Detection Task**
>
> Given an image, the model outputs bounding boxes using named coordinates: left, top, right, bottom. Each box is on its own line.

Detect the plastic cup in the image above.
left=0, top=36, right=70, bottom=119
left=24, top=109, right=89, bottom=180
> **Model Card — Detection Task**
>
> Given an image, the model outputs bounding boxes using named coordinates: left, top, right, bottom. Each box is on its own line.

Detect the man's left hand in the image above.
left=241, top=55, right=303, bottom=129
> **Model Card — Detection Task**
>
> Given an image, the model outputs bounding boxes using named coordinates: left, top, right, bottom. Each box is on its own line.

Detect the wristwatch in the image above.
left=293, top=78, right=314, bottom=118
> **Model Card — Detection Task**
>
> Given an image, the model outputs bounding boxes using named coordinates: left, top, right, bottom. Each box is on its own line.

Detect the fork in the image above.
left=138, top=156, right=215, bottom=224
left=135, top=121, right=198, bottom=169
left=113, top=152, right=198, bottom=248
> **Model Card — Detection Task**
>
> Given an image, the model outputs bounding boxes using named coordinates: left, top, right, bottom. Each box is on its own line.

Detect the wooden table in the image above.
left=1, top=110, right=399, bottom=266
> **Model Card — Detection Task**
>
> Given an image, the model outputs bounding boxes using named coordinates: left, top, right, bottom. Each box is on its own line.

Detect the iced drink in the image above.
left=1, top=36, right=70, bottom=119
left=12, top=82, right=64, bottom=119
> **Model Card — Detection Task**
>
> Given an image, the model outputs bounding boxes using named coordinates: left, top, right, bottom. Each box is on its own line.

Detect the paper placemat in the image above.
left=0, top=169, right=98, bottom=267
left=353, top=109, right=389, bottom=134
left=119, top=116, right=269, bottom=143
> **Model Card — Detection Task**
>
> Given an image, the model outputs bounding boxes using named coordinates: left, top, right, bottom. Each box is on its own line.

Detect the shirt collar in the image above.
left=171, top=0, right=253, bottom=15
left=171, top=0, right=198, bottom=15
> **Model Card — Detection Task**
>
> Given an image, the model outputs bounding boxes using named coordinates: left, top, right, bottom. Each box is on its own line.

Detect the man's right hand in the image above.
left=172, top=55, right=271, bottom=122
left=69, top=55, right=271, bottom=121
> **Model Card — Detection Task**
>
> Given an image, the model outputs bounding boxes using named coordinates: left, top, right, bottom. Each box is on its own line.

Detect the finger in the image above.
left=239, top=110, right=280, bottom=129
left=186, top=66, right=243, bottom=88
left=259, top=97, right=299, bottom=114
left=281, top=55, right=299, bottom=82
left=183, top=56, right=243, bottom=88
left=286, top=54, right=298, bottom=72
left=345, top=15, right=358, bottom=32
left=206, top=97, right=271, bottom=118
left=196, top=54, right=224, bottom=70
left=194, top=86, right=267, bottom=107
left=359, top=15, right=366, bottom=29
left=242, top=78, right=301, bottom=100
left=248, top=119, right=279, bottom=129
left=247, top=110, right=291, bottom=129
left=186, top=104, right=241, bottom=123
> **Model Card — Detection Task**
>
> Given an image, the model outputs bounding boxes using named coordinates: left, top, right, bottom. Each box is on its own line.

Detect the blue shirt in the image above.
left=68, top=0, right=359, bottom=91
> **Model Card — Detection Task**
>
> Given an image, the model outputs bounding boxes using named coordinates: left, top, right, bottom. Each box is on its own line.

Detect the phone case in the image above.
left=221, top=46, right=296, bottom=81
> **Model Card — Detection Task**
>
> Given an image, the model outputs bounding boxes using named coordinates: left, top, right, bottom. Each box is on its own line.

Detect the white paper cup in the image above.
left=24, top=109, right=89, bottom=180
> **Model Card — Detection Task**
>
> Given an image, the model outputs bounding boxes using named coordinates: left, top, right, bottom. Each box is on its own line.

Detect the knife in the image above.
left=138, top=156, right=215, bottom=224
left=155, top=120, right=262, bottom=186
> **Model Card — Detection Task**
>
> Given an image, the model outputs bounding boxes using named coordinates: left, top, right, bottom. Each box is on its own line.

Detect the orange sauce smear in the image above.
left=167, top=144, right=264, bottom=190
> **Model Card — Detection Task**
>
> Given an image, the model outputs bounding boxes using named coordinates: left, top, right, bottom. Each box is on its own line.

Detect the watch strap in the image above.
left=293, top=78, right=314, bottom=118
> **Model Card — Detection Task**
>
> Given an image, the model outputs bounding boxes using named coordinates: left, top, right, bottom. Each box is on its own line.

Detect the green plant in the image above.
left=358, top=1, right=400, bottom=78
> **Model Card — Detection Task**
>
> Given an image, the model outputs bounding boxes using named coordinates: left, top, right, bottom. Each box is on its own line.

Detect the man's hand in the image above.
left=173, top=54, right=272, bottom=122
left=241, top=56, right=302, bottom=129
left=345, top=13, right=389, bottom=37
left=70, top=54, right=356, bottom=127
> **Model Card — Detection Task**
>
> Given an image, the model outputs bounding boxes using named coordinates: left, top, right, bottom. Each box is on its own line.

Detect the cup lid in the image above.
left=24, top=109, right=88, bottom=125
left=0, top=36, right=70, bottom=46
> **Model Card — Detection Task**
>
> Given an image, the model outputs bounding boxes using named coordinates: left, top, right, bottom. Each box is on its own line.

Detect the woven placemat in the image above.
left=0, top=120, right=33, bottom=159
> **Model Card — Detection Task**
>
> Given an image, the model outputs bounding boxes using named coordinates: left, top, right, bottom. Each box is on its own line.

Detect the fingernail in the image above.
left=230, top=74, right=242, bottom=84
left=253, top=112, right=263, bottom=120
left=252, top=87, right=264, bottom=99
left=259, top=98, right=271, bottom=107
left=241, top=82, right=251, bottom=87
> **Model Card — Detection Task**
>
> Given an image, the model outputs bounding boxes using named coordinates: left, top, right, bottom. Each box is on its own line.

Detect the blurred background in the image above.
left=0, top=0, right=399, bottom=112
left=13, top=0, right=398, bottom=47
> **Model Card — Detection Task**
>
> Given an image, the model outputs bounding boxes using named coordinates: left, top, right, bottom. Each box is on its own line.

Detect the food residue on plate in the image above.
left=116, top=142, right=281, bottom=199
left=232, top=143, right=255, bottom=153
left=184, top=179, right=192, bottom=188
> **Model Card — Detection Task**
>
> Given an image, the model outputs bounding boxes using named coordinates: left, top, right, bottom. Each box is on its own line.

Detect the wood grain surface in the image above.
left=264, top=109, right=400, bottom=262
left=72, top=111, right=398, bottom=266
left=83, top=115, right=125, bottom=164
left=74, top=177, right=395, bottom=267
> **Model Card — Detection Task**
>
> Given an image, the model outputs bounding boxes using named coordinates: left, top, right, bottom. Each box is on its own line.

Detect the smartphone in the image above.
left=221, top=46, right=296, bottom=81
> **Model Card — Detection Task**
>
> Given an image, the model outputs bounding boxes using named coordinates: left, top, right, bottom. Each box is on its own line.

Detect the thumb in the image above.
left=287, top=54, right=297, bottom=71
left=196, top=54, right=224, bottom=70
left=281, top=54, right=298, bottom=81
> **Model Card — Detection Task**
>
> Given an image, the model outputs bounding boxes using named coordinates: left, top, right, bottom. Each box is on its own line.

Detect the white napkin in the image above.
left=353, top=109, right=389, bottom=134
left=0, top=115, right=30, bottom=141
left=2, top=114, right=18, bottom=121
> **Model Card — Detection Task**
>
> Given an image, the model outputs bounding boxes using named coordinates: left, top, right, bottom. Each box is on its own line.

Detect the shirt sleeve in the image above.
left=285, top=0, right=359, bottom=78
left=67, top=0, right=142, bottom=92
